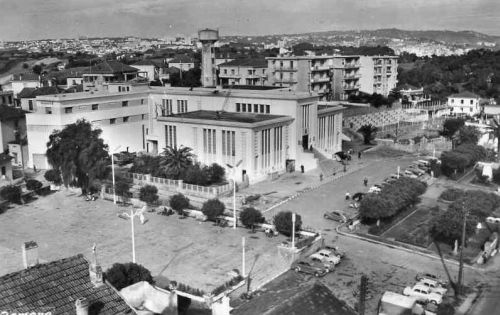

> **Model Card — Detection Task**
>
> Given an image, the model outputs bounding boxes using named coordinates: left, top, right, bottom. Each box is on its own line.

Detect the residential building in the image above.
left=131, top=59, right=169, bottom=82
left=18, top=86, right=63, bottom=112
left=447, top=91, right=481, bottom=116
left=0, top=245, right=133, bottom=314
left=0, top=90, right=14, bottom=106
left=399, top=84, right=429, bottom=107
left=168, top=55, right=196, bottom=72
left=331, top=55, right=362, bottom=101
left=359, top=55, right=398, bottom=96
left=0, top=105, right=26, bottom=151
left=26, top=87, right=150, bottom=169
left=2, top=73, right=41, bottom=98
left=0, top=153, right=13, bottom=183
left=218, top=58, right=268, bottom=86
left=82, top=60, right=140, bottom=92
left=266, top=55, right=333, bottom=100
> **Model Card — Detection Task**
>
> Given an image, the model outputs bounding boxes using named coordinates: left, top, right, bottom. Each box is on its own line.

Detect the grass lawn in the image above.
left=383, top=206, right=436, bottom=248
left=0, top=190, right=288, bottom=293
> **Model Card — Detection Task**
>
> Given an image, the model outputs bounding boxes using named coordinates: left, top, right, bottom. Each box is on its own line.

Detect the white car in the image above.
left=486, top=217, right=500, bottom=224
left=368, top=186, right=381, bottom=193
left=403, top=284, right=442, bottom=304
left=310, top=249, right=341, bottom=265
left=417, top=279, right=447, bottom=295
left=404, top=170, right=418, bottom=178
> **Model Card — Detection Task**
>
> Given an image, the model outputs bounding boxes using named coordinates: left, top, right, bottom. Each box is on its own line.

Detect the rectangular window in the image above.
left=266, top=105, right=270, bottom=114
left=236, top=103, right=241, bottom=112
left=203, top=128, right=216, bottom=154
left=461, top=99, right=464, bottom=104
left=123, top=116, right=129, bottom=122
left=142, top=114, right=146, bottom=120
left=45, top=107, right=52, bottom=114
left=92, top=104, right=98, bottom=110
left=141, top=99, right=144, bottom=105
left=242, top=104, right=246, bottom=112
left=222, top=130, right=236, bottom=157
left=165, top=125, right=177, bottom=148
left=28, top=100, right=33, bottom=111
left=254, top=104, right=258, bottom=112
left=177, top=100, right=188, bottom=113
left=110, top=118, right=116, bottom=124
left=162, top=99, right=173, bottom=116
left=65, top=107, right=73, bottom=114
left=470, top=100, right=474, bottom=105
left=122, top=101, right=128, bottom=107
left=260, top=104, right=264, bottom=113
left=248, top=104, right=252, bottom=113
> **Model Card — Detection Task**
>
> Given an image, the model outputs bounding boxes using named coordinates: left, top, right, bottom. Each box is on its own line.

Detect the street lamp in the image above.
left=109, top=145, right=121, bottom=204
left=119, top=206, right=147, bottom=263
left=226, top=160, right=243, bottom=229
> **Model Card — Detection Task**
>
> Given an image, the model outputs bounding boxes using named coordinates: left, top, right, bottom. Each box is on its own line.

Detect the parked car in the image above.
left=411, top=168, right=426, bottom=176
left=416, top=273, right=448, bottom=286
left=310, top=256, right=335, bottom=272
left=403, top=284, right=442, bottom=304
left=404, top=170, right=418, bottom=178
left=334, top=151, right=351, bottom=161
left=310, top=249, right=341, bottom=265
left=324, top=245, right=346, bottom=258
left=417, top=279, right=447, bottom=295
left=291, top=259, right=328, bottom=277
left=486, top=216, right=500, bottom=224
left=324, top=211, right=348, bottom=223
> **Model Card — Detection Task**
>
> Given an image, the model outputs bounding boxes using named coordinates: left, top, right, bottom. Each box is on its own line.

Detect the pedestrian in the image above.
left=33, top=165, right=37, bottom=173
left=363, top=177, right=368, bottom=186
left=300, top=165, right=304, bottom=173
left=358, top=151, right=362, bottom=159
left=343, top=164, right=347, bottom=172
left=345, top=192, right=350, bottom=200
left=319, top=173, right=323, bottom=181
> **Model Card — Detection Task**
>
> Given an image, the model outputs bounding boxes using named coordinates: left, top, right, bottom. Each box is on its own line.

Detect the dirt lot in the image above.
left=0, top=189, right=289, bottom=293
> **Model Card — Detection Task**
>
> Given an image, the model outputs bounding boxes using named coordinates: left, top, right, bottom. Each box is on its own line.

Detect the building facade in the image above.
left=358, top=56, right=398, bottom=96
left=218, top=59, right=268, bottom=86
left=447, top=91, right=481, bottom=117
left=331, top=55, right=362, bottom=101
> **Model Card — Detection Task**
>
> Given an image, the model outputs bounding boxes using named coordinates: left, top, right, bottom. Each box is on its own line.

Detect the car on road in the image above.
left=411, top=168, right=426, bottom=176
left=403, top=284, right=443, bottom=304
left=404, top=170, right=418, bottom=178
left=291, top=259, right=329, bottom=277
left=417, top=278, right=447, bottom=295
left=310, top=249, right=341, bottom=265
left=416, top=273, right=448, bottom=286
left=324, top=245, right=346, bottom=258
left=486, top=216, right=500, bottom=224
left=310, top=256, right=335, bottom=272
left=323, top=211, right=348, bottom=223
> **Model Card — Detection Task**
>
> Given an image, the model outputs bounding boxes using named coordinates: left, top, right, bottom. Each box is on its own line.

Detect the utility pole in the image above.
left=457, top=202, right=468, bottom=296
left=358, top=274, right=367, bottom=315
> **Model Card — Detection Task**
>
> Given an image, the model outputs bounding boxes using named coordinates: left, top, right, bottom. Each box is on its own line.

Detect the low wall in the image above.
left=376, top=137, right=452, bottom=154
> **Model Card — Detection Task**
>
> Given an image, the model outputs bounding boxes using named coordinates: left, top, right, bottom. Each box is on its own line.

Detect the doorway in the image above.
left=302, top=135, right=309, bottom=151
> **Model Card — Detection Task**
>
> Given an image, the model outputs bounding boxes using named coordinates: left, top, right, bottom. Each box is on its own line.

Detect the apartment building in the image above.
left=358, top=56, right=398, bottom=96
left=447, top=91, right=481, bottom=117
left=331, top=55, right=362, bottom=101
left=266, top=56, right=332, bottom=100
left=218, top=59, right=268, bottom=86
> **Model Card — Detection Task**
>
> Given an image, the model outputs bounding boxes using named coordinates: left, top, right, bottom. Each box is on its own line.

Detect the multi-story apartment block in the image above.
left=218, top=59, right=268, bottom=86
left=447, top=91, right=481, bottom=117
left=359, top=56, right=398, bottom=96
left=266, top=56, right=332, bottom=100
left=331, top=55, right=362, bottom=101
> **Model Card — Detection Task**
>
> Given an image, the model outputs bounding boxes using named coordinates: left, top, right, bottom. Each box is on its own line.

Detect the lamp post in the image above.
left=120, top=207, right=146, bottom=263
left=226, top=160, right=243, bottom=229
left=292, top=212, right=296, bottom=249
left=109, top=145, right=121, bottom=204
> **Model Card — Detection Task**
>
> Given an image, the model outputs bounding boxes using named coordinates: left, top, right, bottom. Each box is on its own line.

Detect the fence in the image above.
left=376, top=136, right=452, bottom=154
left=124, top=172, right=232, bottom=198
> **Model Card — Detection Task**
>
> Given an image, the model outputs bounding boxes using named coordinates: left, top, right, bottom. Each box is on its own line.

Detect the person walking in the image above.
left=345, top=192, right=350, bottom=200
left=300, top=165, right=305, bottom=173
left=363, top=177, right=368, bottom=186
left=358, top=151, right=362, bottom=159
left=319, top=173, right=324, bottom=181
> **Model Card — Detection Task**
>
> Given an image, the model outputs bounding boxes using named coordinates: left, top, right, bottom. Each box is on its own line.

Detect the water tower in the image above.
left=198, top=28, right=219, bottom=88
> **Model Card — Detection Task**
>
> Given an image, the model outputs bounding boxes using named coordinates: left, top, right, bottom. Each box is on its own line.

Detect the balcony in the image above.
left=343, top=73, right=360, bottom=80
left=311, top=65, right=330, bottom=71
left=219, top=73, right=241, bottom=79
left=273, top=67, right=297, bottom=72
left=343, top=84, right=360, bottom=91
left=344, top=62, right=360, bottom=69
left=311, top=76, right=331, bottom=83
left=275, top=78, right=297, bottom=84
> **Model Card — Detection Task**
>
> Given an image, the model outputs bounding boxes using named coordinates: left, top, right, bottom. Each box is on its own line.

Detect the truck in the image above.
left=378, top=291, right=425, bottom=315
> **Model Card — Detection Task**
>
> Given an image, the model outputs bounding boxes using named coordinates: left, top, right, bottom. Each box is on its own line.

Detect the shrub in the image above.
left=26, top=179, right=43, bottom=191
left=0, top=185, right=22, bottom=204
left=201, top=199, right=225, bottom=221
left=439, top=188, right=464, bottom=202
left=239, top=207, right=264, bottom=230
left=169, top=193, right=190, bottom=215
left=206, top=163, right=225, bottom=184
left=182, top=163, right=209, bottom=186
left=273, top=211, right=302, bottom=236
left=139, top=185, right=159, bottom=205
left=105, top=262, right=153, bottom=291
left=44, top=169, right=62, bottom=184
left=130, top=155, right=162, bottom=175
left=115, top=176, right=132, bottom=199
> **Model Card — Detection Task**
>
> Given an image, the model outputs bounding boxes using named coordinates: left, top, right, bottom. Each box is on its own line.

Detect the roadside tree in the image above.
left=240, top=207, right=264, bottom=231
left=441, top=118, right=465, bottom=139
left=0, top=185, right=22, bottom=204
left=457, top=126, right=480, bottom=145
left=139, top=185, right=159, bottom=206
left=357, top=124, right=378, bottom=144
left=44, top=169, right=62, bottom=185
left=273, top=211, right=302, bottom=236
left=201, top=199, right=225, bottom=221
left=169, top=193, right=190, bottom=216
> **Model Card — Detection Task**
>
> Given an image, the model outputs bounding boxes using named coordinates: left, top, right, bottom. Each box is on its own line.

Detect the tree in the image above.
left=437, top=302, right=455, bottom=315
left=431, top=206, right=477, bottom=246
left=114, top=176, right=132, bottom=202
left=239, top=207, right=263, bottom=231
left=441, top=118, right=465, bottom=139
left=169, top=193, right=190, bottom=215
left=357, top=124, right=378, bottom=144
left=44, top=169, right=62, bottom=185
left=206, top=163, right=225, bottom=184
left=359, top=194, right=396, bottom=223
left=159, top=146, right=194, bottom=179
left=139, top=184, right=159, bottom=205
left=22, top=63, right=29, bottom=69
left=26, top=179, right=43, bottom=191
left=457, top=126, right=480, bottom=145
left=32, top=64, right=43, bottom=75
left=273, top=211, right=302, bottom=236
left=201, top=198, right=225, bottom=221
left=105, top=262, right=153, bottom=291
left=46, top=119, right=109, bottom=194
left=440, top=151, right=469, bottom=176
left=0, top=185, right=22, bottom=204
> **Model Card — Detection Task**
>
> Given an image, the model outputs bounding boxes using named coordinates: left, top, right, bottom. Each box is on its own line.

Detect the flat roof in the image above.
left=165, top=110, right=288, bottom=123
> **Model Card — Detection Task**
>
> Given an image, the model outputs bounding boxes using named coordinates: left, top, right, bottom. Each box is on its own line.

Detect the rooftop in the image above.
left=449, top=91, right=480, bottom=99
left=0, top=254, right=133, bottom=314
left=233, top=271, right=356, bottom=315
left=18, top=86, right=63, bottom=99
left=219, top=58, right=267, bottom=68
left=11, top=72, right=39, bottom=81
left=82, top=60, right=139, bottom=75
left=169, top=55, right=195, bottom=64
left=166, top=110, right=289, bottom=124
left=132, top=59, right=164, bottom=67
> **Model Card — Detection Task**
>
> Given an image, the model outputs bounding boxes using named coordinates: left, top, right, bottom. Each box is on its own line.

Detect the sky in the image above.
left=0, top=0, right=498, bottom=41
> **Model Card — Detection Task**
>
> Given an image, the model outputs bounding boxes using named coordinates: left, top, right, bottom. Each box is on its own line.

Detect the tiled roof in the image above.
left=0, top=254, right=133, bottom=315
left=18, top=86, right=62, bottom=99
left=169, top=55, right=195, bottom=64
left=132, top=59, right=164, bottom=67
left=449, top=91, right=480, bottom=99
left=233, top=271, right=356, bottom=315
left=219, top=58, right=267, bottom=68
left=0, top=105, right=26, bottom=121
left=12, top=73, right=39, bottom=81
left=83, top=61, right=139, bottom=75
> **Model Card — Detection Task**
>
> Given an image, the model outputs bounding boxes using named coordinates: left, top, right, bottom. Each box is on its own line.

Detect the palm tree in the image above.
left=160, top=146, right=194, bottom=179
left=357, top=124, right=378, bottom=145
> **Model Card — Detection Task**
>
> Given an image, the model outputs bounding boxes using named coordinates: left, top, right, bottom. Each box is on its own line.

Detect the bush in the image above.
left=130, top=155, right=162, bottom=175
left=206, top=163, right=225, bottom=184
left=239, top=207, right=264, bottom=230
left=439, top=188, right=464, bottom=201
left=273, top=211, right=302, bottom=236
left=105, top=262, right=153, bottom=291
left=182, top=163, right=209, bottom=186
left=169, top=193, right=190, bottom=215
left=139, top=185, right=159, bottom=205
left=201, top=199, right=225, bottom=221
left=44, top=169, right=62, bottom=184
left=26, top=179, right=43, bottom=191
left=115, top=177, right=132, bottom=199
left=0, top=185, right=22, bottom=204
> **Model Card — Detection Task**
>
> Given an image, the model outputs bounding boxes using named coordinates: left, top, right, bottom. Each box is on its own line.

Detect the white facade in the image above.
left=447, top=93, right=480, bottom=116
left=3, top=80, right=41, bottom=98
left=66, top=77, right=83, bottom=87
left=358, top=56, right=398, bottom=96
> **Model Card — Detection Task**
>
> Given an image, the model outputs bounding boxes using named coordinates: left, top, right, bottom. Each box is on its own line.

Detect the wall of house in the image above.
left=358, top=56, right=375, bottom=95
left=66, top=77, right=83, bottom=87
left=132, top=65, right=155, bottom=81
left=448, top=97, right=480, bottom=116
left=0, top=118, right=25, bottom=151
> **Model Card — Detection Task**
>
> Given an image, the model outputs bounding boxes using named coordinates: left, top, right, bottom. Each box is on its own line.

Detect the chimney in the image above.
left=89, top=244, right=104, bottom=287
left=22, top=241, right=38, bottom=268
left=75, top=297, right=89, bottom=315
